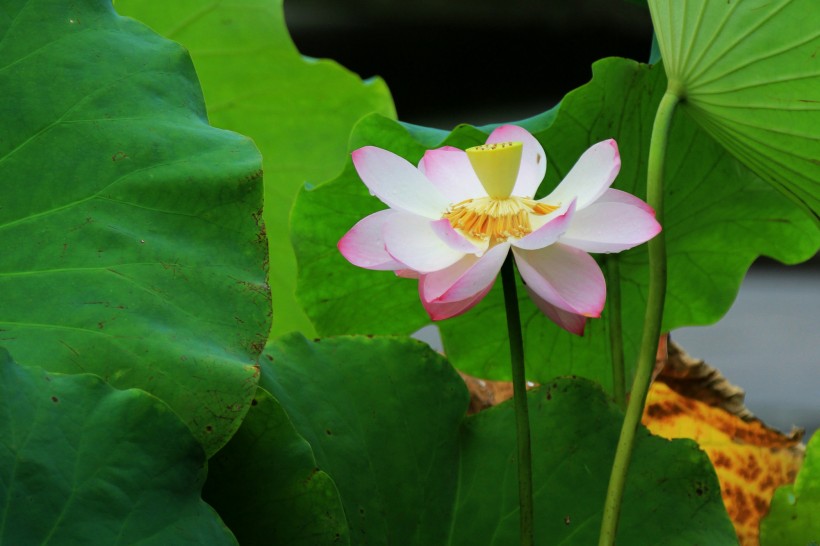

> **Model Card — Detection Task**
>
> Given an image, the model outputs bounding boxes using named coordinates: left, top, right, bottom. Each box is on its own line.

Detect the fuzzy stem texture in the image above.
left=598, top=91, right=678, bottom=546
left=501, top=253, right=535, bottom=546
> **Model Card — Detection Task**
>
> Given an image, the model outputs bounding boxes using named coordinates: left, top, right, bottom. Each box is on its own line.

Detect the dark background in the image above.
left=285, top=0, right=654, bottom=127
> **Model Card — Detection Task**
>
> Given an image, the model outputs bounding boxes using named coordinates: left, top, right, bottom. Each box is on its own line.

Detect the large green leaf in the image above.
left=203, top=386, right=350, bottom=546
left=0, top=0, right=269, bottom=454
left=115, top=0, right=397, bottom=337
left=0, top=349, right=236, bottom=545
left=262, top=334, right=737, bottom=545
left=760, top=433, right=820, bottom=545
left=292, top=58, right=818, bottom=388
left=649, top=0, right=820, bottom=216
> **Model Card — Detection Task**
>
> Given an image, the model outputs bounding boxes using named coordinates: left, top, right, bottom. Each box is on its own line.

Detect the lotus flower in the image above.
left=338, top=125, right=660, bottom=335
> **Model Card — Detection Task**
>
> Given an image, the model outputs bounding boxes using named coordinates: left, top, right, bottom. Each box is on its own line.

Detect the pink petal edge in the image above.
left=352, top=146, right=450, bottom=218
left=543, top=139, right=621, bottom=210
left=430, top=218, right=486, bottom=255
left=421, top=243, right=510, bottom=304
left=420, top=280, right=495, bottom=321
left=559, top=194, right=661, bottom=254
left=513, top=199, right=576, bottom=251
left=596, top=188, right=655, bottom=214
left=419, top=147, right=487, bottom=203
left=512, top=244, right=605, bottom=317
left=382, top=212, right=467, bottom=274
left=525, top=286, right=587, bottom=335
left=338, top=210, right=405, bottom=271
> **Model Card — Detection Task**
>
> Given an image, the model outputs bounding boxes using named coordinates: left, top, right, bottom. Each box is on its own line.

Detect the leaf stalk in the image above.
left=598, top=90, right=678, bottom=546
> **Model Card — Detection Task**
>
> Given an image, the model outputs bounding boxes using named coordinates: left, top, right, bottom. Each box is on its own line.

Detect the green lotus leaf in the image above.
left=760, top=433, right=820, bottom=545
left=115, top=0, right=397, bottom=337
left=292, top=57, right=818, bottom=388
left=203, top=386, right=350, bottom=546
left=261, top=334, right=737, bottom=545
left=649, top=0, right=820, bottom=216
left=0, top=348, right=236, bottom=545
left=0, top=0, right=270, bottom=455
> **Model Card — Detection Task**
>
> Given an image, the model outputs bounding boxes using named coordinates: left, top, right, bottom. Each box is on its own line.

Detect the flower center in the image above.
left=444, top=196, right=558, bottom=244
left=466, top=141, right=522, bottom=198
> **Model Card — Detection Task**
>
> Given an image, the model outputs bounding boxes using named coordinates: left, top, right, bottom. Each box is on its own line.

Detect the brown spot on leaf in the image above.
left=250, top=340, right=265, bottom=354
left=645, top=400, right=684, bottom=420
left=712, top=452, right=732, bottom=469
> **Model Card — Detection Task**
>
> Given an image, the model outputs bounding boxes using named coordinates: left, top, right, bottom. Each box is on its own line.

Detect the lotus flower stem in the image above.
left=605, top=255, right=626, bottom=409
left=598, top=91, right=678, bottom=546
left=501, top=253, right=535, bottom=546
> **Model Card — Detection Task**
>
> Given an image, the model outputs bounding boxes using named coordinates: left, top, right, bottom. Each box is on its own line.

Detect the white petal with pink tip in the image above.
left=560, top=189, right=660, bottom=253
left=593, top=188, right=655, bottom=212
left=421, top=243, right=510, bottom=304
left=513, top=243, right=605, bottom=317
left=543, top=139, right=620, bottom=210
left=525, top=286, right=588, bottom=336
left=430, top=218, right=487, bottom=254
left=383, top=212, right=466, bottom=273
left=421, top=282, right=495, bottom=321
left=337, top=209, right=405, bottom=271
left=352, top=146, right=449, bottom=218
left=419, top=147, right=487, bottom=203
left=513, top=200, right=575, bottom=250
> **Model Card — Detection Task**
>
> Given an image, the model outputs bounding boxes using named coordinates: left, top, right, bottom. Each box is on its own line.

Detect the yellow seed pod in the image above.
left=466, top=141, right=523, bottom=198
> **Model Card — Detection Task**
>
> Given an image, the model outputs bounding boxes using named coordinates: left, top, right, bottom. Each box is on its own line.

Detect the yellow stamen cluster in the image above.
left=444, top=196, right=558, bottom=244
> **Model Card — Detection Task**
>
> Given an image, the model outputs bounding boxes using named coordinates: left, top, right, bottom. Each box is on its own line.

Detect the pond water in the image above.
left=675, top=261, right=819, bottom=440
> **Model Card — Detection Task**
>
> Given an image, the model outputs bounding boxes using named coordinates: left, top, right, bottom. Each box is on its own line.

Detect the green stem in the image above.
left=501, top=253, right=535, bottom=546
left=598, top=91, right=678, bottom=546
left=605, top=255, right=625, bottom=409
